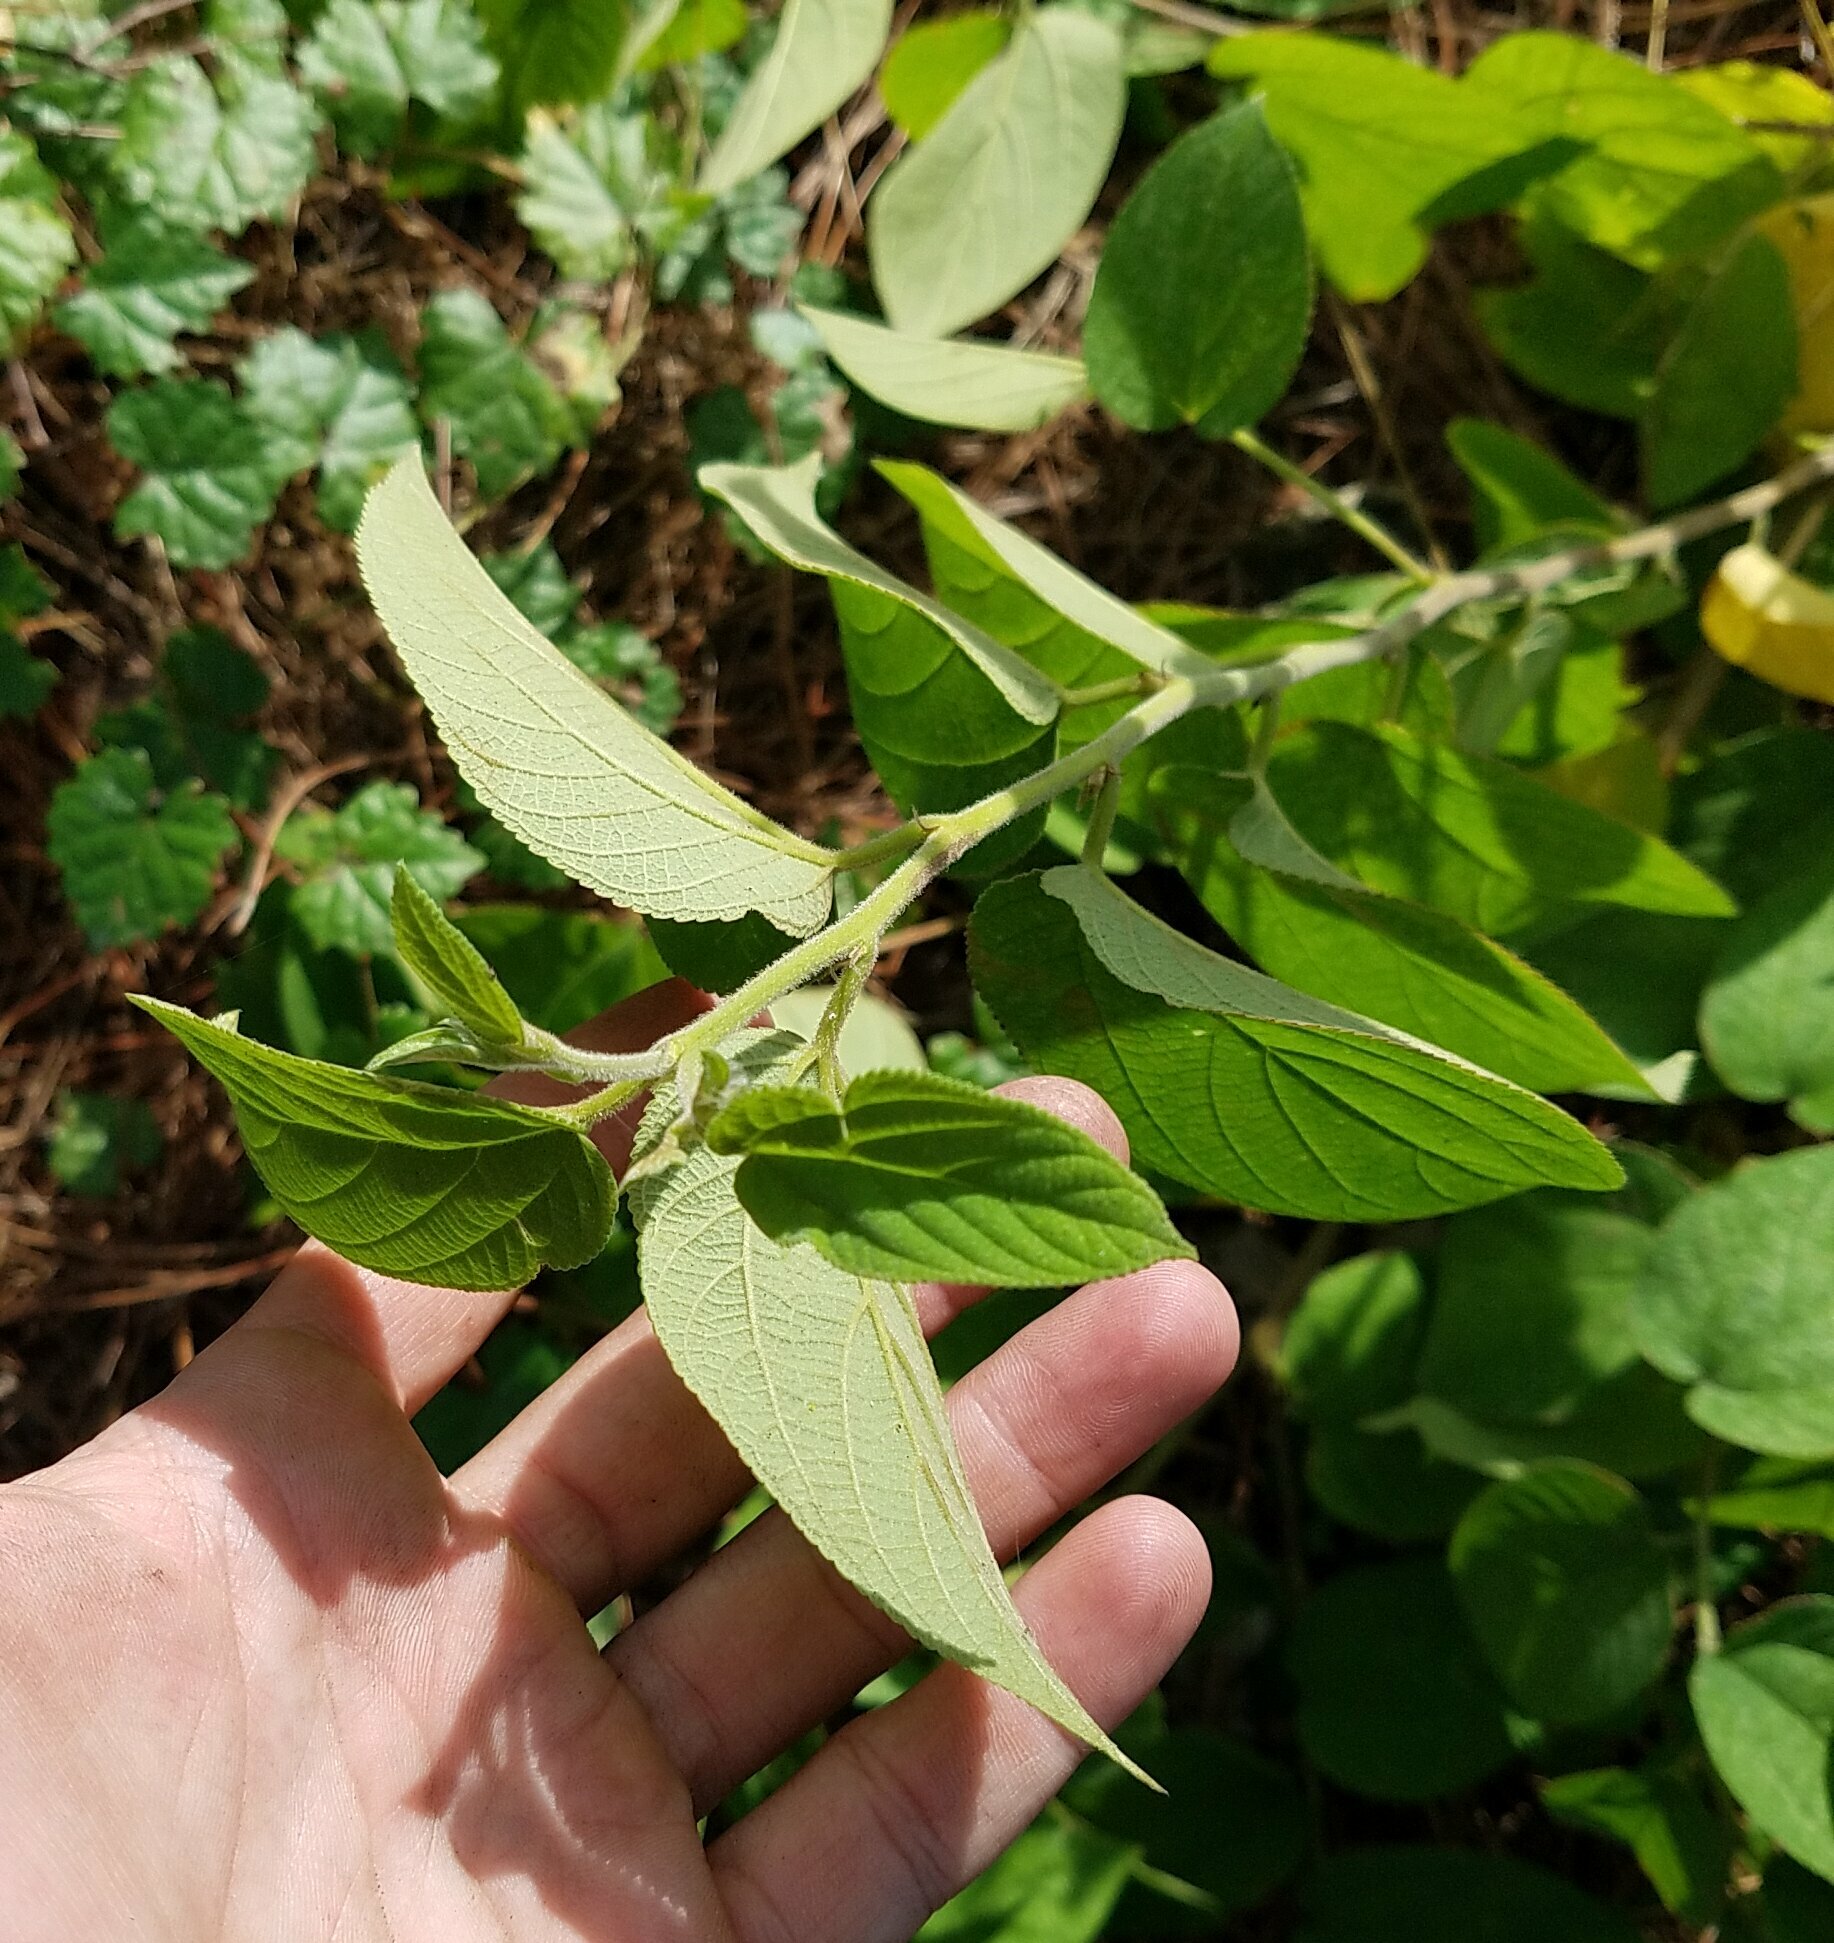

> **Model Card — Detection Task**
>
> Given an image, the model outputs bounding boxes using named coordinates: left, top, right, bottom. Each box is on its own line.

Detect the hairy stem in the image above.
left=547, top=439, right=1834, bottom=1121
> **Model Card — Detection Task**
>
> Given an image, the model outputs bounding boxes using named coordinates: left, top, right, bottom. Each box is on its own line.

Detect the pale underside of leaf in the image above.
left=799, top=304, right=1089, bottom=432
left=878, top=461, right=1219, bottom=682
left=698, top=0, right=894, bottom=196
left=630, top=1032, right=1150, bottom=1783
left=701, top=453, right=1058, bottom=725
left=356, top=457, right=834, bottom=932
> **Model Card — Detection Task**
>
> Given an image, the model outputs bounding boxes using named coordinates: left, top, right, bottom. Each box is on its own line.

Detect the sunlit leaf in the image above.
left=0, top=128, right=76, bottom=347
left=298, top=0, right=499, bottom=158
left=55, top=211, right=253, bottom=377
left=107, top=377, right=280, bottom=569
left=879, top=9, right=1009, bottom=140
left=416, top=288, right=576, bottom=499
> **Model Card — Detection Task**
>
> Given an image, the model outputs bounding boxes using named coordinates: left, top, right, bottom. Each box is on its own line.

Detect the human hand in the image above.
left=0, top=980, right=1238, bottom=1942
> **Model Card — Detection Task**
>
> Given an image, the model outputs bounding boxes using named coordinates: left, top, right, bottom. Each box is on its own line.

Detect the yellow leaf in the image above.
left=1678, top=62, right=1834, bottom=174
left=1701, top=540, right=1834, bottom=704
left=1757, top=193, right=1834, bottom=438
left=1535, top=730, right=1670, bottom=835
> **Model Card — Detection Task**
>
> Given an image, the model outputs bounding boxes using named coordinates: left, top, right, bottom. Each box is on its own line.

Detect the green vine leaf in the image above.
left=0, top=128, right=77, bottom=348
left=389, top=870, right=525, bottom=1046
left=356, top=456, right=837, bottom=932
left=706, top=1067, right=1193, bottom=1287
left=798, top=303, right=1089, bottom=433
left=114, top=52, right=321, bottom=237
left=970, top=866, right=1623, bottom=1221
left=628, top=1031, right=1152, bottom=1784
left=868, top=6, right=1126, bottom=339
left=55, top=211, right=253, bottom=378
left=416, top=289, right=577, bottom=499
left=297, top=0, right=499, bottom=159
left=107, top=376, right=280, bottom=569
left=47, top=746, right=239, bottom=947
left=137, top=998, right=616, bottom=1290
left=698, top=0, right=894, bottom=197
left=274, top=778, right=484, bottom=959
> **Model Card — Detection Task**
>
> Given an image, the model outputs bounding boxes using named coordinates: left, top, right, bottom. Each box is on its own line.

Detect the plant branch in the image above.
left=1231, top=427, right=1434, bottom=584
left=538, top=440, right=1834, bottom=1120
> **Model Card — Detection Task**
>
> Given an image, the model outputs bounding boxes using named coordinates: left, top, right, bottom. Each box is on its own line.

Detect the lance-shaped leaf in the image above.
left=704, top=454, right=1057, bottom=863
left=878, top=461, right=1217, bottom=683
left=868, top=7, right=1126, bottom=339
left=698, top=0, right=893, bottom=197
left=799, top=304, right=1089, bottom=432
left=1153, top=765, right=1652, bottom=1097
left=390, top=871, right=525, bottom=1047
left=628, top=1032, right=1150, bottom=1782
left=706, top=1067, right=1193, bottom=1286
left=356, top=456, right=836, bottom=933
left=969, top=866, right=1622, bottom=1221
left=1265, top=720, right=1734, bottom=937
left=137, top=998, right=616, bottom=1290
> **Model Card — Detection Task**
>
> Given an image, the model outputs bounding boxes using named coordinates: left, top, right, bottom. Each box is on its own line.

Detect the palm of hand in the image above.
left=0, top=986, right=1235, bottom=1943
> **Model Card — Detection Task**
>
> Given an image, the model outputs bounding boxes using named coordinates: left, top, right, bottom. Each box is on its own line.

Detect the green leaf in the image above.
left=1449, top=1461, right=1674, bottom=1724
left=315, top=333, right=421, bottom=531
left=1702, top=850, right=1834, bottom=1132
left=515, top=108, right=648, bottom=281
left=1305, top=1421, right=1481, bottom=1541
left=114, top=53, right=320, bottom=236
left=140, top=998, right=616, bottom=1289
left=47, top=747, right=239, bottom=948
left=45, top=1089, right=162, bottom=1197
left=1633, top=1146, right=1834, bottom=1459
left=1543, top=1765, right=1732, bottom=1923
left=1264, top=720, right=1735, bottom=937
left=1206, top=33, right=1555, bottom=301
left=0, top=633, right=58, bottom=719
left=1464, top=31, right=1780, bottom=270
left=798, top=303, right=1088, bottom=432
left=298, top=0, right=499, bottom=158
left=274, top=779, right=483, bottom=959
left=707, top=1068, right=1193, bottom=1288
left=767, top=986, right=928, bottom=1076
left=475, top=0, right=630, bottom=111
left=0, top=428, right=19, bottom=500
left=1692, top=1598, right=1834, bottom=1885
left=1282, top=1249, right=1427, bottom=1424
left=628, top=1031, right=1150, bottom=1782
left=148, top=623, right=276, bottom=810
left=1642, top=231, right=1796, bottom=509
left=1291, top=1556, right=1516, bottom=1803
left=868, top=7, right=1126, bottom=339
left=453, top=904, right=666, bottom=1033
left=1155, top=766, right=1652, bottom=1096
left=876, top=461, right=1215, bottom=682
left=1062, top=1723, right=1307, bottom=1931
left=55, top=212, right=252, bottom=378
left=416, top=289, right=576, bottom=500
left=357, top=456, right=836, bottom=930
left=1298, top=1846, right=1641, bottom=1943
left=699, top=0, right=894, bottom=196
left=970, top=866, right=1623, bottom=1222
left=1476, top=213, right=1664, bottom=420
left=1697, top=1455, right=1834, bottom=1543
left=389, top=872, right=524, bottom=1045
left=702, top=453, right=1058, bottom=736
left=648, top=910, right=801, bottom=994
left=916, top=1813, right=1133, bottom=1942
left=1084, top=100, right=1311, bottom=438
left=0, top=128, right=76, bottom=348
left=1447, top=417, right=1617, bottom=554
left=107, top=377, right=279, bottom=569
left=879, top=10, right=1010, bottom=141
left=1762, top=1858, right=1834, bottom=1942
left=634, top=0, right=748, bottom=70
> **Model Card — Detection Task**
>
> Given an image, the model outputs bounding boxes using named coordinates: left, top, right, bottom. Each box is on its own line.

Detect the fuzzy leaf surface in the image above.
left=629, top=1032, right=1149, bottom=1780
left=799, top=304, right=1088, bottom=432
left=357, top=456, right=835, bottom=931
left=141, top=998, right=615, bottom=1290
left=699, top=0, right=893, bottom=196
left=390, top=871, right=524, bottom=1045
left=869, top=8, right=1125, bottom=338
left=707, top=1067, right=1193, bottom=1287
